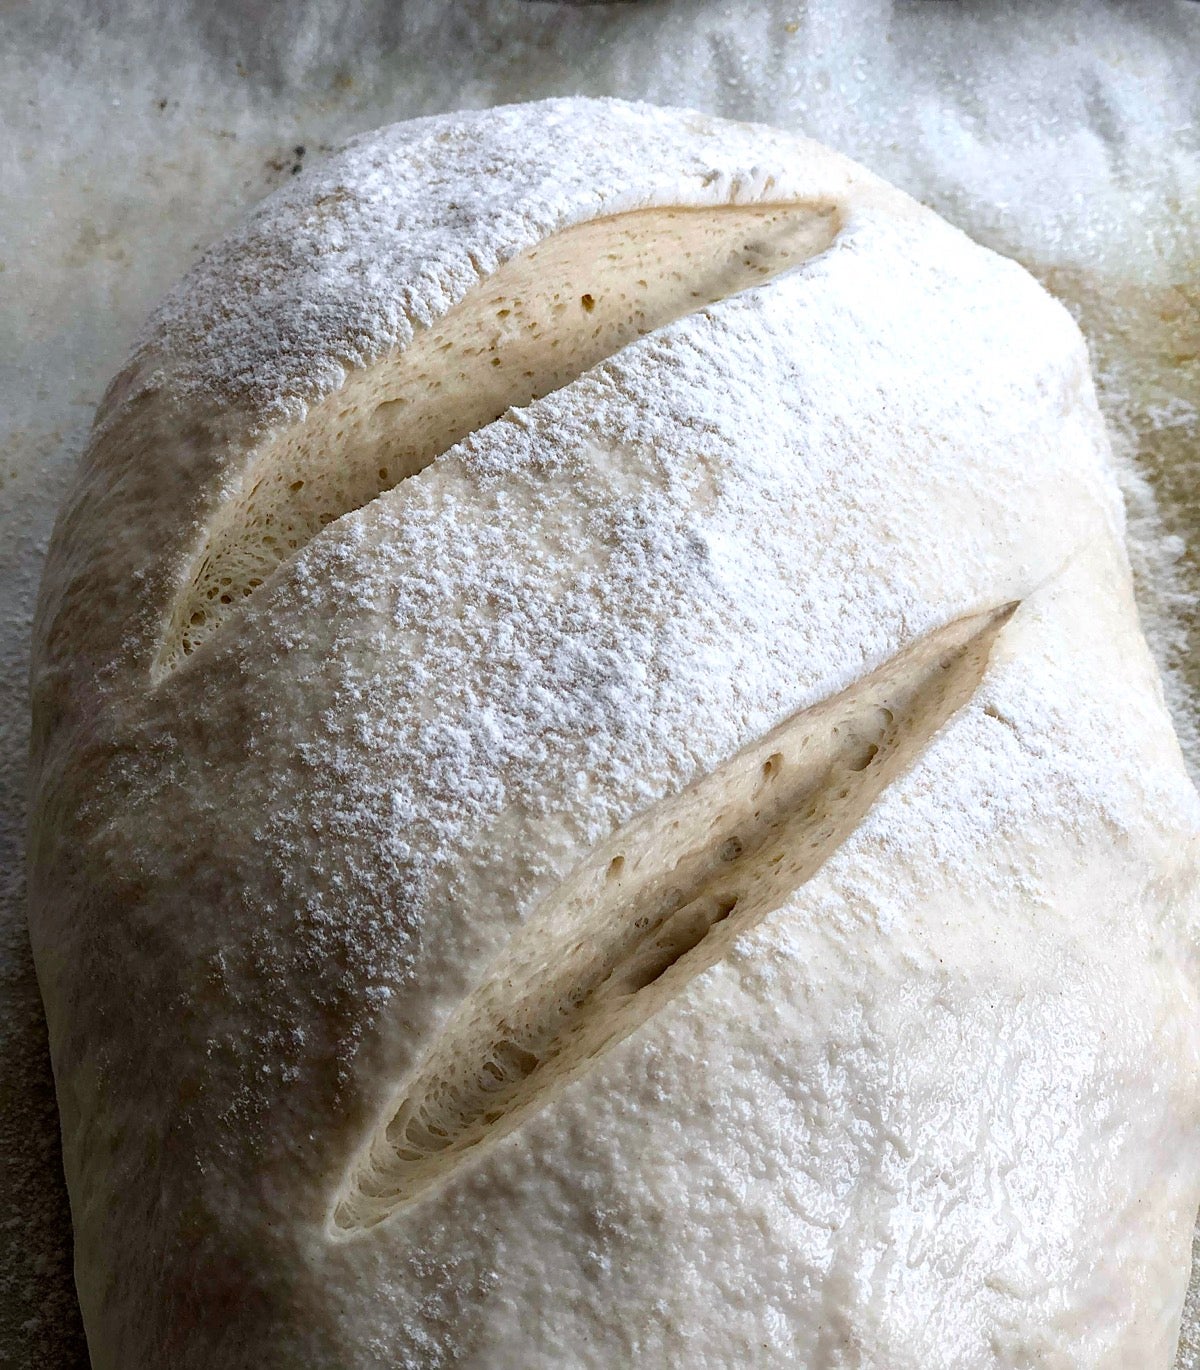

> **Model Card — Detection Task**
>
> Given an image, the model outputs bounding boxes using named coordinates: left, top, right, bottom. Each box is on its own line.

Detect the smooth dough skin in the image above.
left=27, top=99, right=1200, bottom=1368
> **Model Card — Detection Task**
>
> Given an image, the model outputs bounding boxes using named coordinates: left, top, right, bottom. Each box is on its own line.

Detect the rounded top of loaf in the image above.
left=39, top=95, right=1061, bottom=690
left=114, top=97, right=895, bottom=423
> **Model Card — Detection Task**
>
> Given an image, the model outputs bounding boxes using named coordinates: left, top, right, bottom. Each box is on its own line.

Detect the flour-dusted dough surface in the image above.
left=26, top=98, right=1200, bottom=1367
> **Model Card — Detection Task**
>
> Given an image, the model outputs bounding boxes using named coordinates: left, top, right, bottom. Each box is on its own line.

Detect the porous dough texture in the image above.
left=26, top=97, right=1200, bottom=1368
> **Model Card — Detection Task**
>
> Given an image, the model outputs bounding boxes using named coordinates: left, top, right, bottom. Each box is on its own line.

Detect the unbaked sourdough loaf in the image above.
left=27, top=97, right=1200, bottom=1367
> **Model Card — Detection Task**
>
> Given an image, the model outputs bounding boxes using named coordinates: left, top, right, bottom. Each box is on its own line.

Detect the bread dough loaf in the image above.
left=28, top=97, right=1200, bottom=1368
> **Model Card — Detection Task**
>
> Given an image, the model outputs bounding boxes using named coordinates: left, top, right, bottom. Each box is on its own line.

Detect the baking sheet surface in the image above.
left=2, top=3, right=1197, bottom=1363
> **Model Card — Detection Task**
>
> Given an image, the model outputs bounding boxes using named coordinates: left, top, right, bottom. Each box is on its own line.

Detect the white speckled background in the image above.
left=2, top=2, right=1197, bottom=1365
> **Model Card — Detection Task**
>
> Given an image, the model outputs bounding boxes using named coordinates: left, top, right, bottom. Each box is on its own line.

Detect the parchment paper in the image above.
left=3, top=3, right=1197, bottom=1365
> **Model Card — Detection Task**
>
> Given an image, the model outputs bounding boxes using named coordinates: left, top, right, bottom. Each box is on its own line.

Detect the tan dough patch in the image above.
left=334, top=601, right=1015, bottom=1232
left=160, top=201, right=839, bottom=672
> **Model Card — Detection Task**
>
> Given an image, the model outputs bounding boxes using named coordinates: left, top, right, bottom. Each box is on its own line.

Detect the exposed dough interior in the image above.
left=332, top=601, right=1016, bottom=1233
left=159, top=201, right=839, bottom=671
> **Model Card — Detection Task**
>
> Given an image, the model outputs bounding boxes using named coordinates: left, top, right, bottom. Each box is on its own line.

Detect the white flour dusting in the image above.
left=3, top=3, right=1198, bottom=1365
